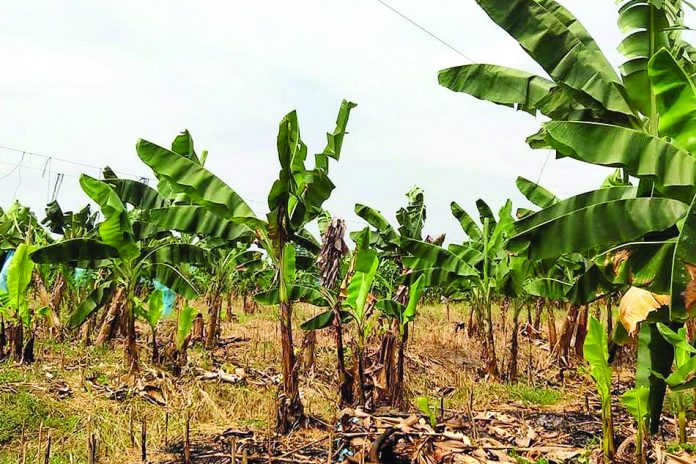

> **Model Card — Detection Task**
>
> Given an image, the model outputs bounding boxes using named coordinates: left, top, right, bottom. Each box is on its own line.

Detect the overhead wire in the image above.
left=0, top=143, right=154, bottom=182
left=4, top=2, right=533, bottom=226
left=374, top=0, right=475, bottom=63
left=374, top=0, right=556, bottom=209
left=12, top=152, right=25, bottom=199
left=0, top=147, right=372, bottom=227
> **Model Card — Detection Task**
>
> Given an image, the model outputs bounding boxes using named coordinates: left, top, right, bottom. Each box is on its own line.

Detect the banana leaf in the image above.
left=510, top=196, right=688, bottom=260
left=474, top=0, right=633, bottom=115
left=648, top=48, right=696, bottom=153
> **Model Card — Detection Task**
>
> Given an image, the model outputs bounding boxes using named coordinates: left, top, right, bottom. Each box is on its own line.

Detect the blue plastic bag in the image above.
left=0, top=250, right=15, bottom=292
left=153, top=280, right=176, bottom=316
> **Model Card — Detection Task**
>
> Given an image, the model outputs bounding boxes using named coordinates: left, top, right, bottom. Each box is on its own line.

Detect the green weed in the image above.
left=508, top=384, right=562, bottom=406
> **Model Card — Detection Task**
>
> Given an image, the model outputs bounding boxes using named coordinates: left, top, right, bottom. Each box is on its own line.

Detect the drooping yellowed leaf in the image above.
left=620, top=287, right=670, bottom=335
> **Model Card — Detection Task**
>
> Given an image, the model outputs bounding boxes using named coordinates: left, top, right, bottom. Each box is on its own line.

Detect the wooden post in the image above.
left=36, top=423, right=43, bottom=463
left=140, top=416, right=147, bottom=462
left=164, top=411, right=169, bottom=448
left=87, top=420, right=98, bottom=464
left=327, top=429, right=333, bottom=464
left=129, top=408, right=135, bottom=448
left=184, top=410, right=191, bottom=464
left=43, top=434, right=51, bottom=464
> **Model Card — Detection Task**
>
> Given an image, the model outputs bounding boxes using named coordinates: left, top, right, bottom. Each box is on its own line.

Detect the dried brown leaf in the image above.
left=619, top=287, right=670, bottom=335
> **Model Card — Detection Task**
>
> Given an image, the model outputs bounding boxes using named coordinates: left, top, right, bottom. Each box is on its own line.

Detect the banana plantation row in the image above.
left=3, top=0, right=696, bottom=462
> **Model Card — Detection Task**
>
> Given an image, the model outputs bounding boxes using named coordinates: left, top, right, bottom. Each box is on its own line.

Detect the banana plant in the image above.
left=136, top=288, right=165, bottom=364
left=354, top=187, right=445, bottom=404
left=340, top=230, right=379, bottom=406
left=402, top=199, right=514, bottom=378
left=656, top=323, right=696, bottom=443
left=40, top=201, right=99, bottom=327
left=0, top=243, right=38, bottom=363
left=440, top=0, right=694, bottom=128
left=203, top=240, right=261, bottom=348
left=620, top=386, right=650, bottom=464
left=30, top=175, right=207, bottom=374
left=0, top=202, right=44, bottom=251
left=375, top=273, right=424, bottom=405
left=136, top=100, right=356, bottom=432
left=42, top=201, right=97, bottom=239
left=584, top=315, right=616, bottom=463
left=441, top=0, right=696, bottom=434
left=506, top=50, right=696, bottom=433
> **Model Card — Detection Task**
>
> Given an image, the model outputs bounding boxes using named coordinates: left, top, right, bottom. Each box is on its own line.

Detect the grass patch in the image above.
left=0, top=391, right=48, bottom=443
left=0, top=389, right=82, bottom=445
left=667, top=442, right=696, bottom=454
left=508, top=384, right=562, bottom=406
left=0, top=365, right=23, bottom=383
left=509, top=451, right=550, bottom=464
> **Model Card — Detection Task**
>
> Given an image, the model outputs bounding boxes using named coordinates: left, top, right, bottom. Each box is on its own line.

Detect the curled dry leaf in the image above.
left=619, top=286, right=670, bottom=335
left=665, top=452, right=696, bottom=464
left=612, top=249, right=631, bottom=274
left=681, top=263, right=696, bottom=312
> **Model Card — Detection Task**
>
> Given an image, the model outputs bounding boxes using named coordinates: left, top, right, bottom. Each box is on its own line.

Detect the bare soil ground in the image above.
left=0, top=302, right=693, bottom=463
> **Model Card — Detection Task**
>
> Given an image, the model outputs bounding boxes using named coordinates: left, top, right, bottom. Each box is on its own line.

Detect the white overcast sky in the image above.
left=1, top=1, right=693, bottom=243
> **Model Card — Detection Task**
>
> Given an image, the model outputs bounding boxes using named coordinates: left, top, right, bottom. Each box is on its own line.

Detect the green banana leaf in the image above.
left=476, top=199, right=496, bottom=227
left=136, top=140, right=260, bottom=226
left=617, top=0, right=673, bottom=114
left=31, top=238, right=120, bottom=264
left=315, top=99, right=357, bottom=171
left=396, top=187, right=426, bottom=241
left=145, top=263, right=199, bottom=300
left=280, top=243, right=296, bottom=300
left=354, top=204, right=400, bottom=249
left=474, top=0, right=632, bottom=115
left=542, top=121, right=696, bottom=191
left=601, top=241, right=675, bottom=294
left=401, top=239, right=478, bottom=277
left=656, top=323, right=696, bottom=356
left=620, top=386, right=650, bottom=430
left=131, top=221, right=171, bottom=241
left=255, top=285, right=328, bottom=307
left=648, top=48, right=696, bottom=153
left=300, top=309, right=353, bottom=331
left=524, top=277, right=572, bottom=300
left=438, top=64, right=558, bottom=115
left=448, top=243, right=484, bottom=266
left=176, top=306, right=196, bottom=350
left=141, top=290, right=164, bottom=329
left=68, top=283, right=113, bottom=329
left=402, top=274, right=425, bottom=325
left=567, top=264, right=617, bottom=305
left=584, top=315, right=613, bottom=402
left=666, top=356, right=696, bottom=390
left=516, top=176, right=558, bottom=208
left=636, top=320, right=676, bottom=434
left=6, top=244, right=34, bottom=327
left=171, top=130, right=200, bottom=164
left=141, top=244, right=209, bottom=266
left=146, top=206, right=252, bottom=241
left=301, top=310, right=334, bottom=331
left=344, top=244, right=379, bottom=321
left=80, top=175, right=139, bottom=260
left=510, top=196, right=687, bottom=260
left=450, top=202, right=482, bottom=241
left=104, top=177, right=167, bottom=210
left=514, top=187, right=638, bottom=235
